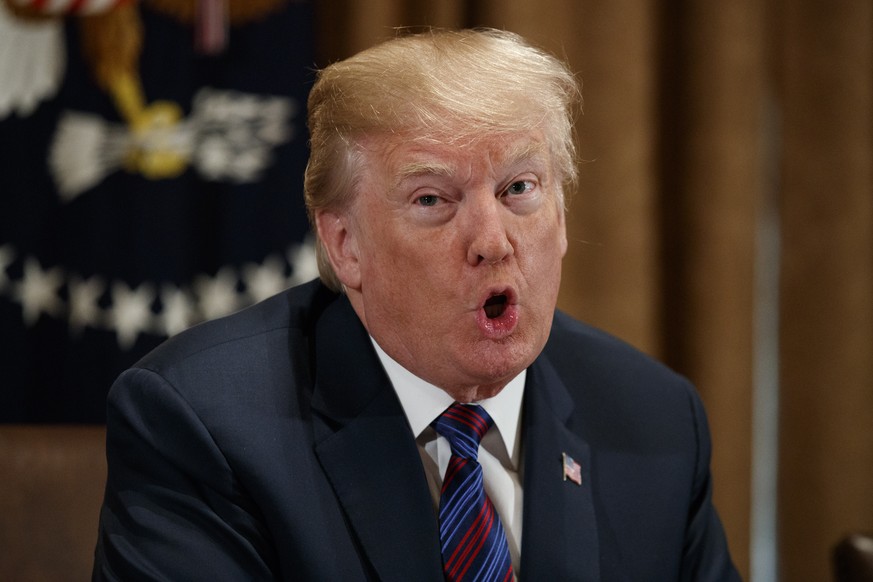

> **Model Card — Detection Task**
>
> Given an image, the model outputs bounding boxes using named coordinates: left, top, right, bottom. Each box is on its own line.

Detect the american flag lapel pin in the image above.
left=562, top=452, right=582, bottom=485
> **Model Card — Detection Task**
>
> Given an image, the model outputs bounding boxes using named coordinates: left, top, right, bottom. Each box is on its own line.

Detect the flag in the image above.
left=563, top=452, right=582, bottom=485
left=0, top=0, right=315, bottom=422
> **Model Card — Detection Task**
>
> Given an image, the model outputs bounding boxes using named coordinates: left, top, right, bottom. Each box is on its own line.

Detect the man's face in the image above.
left=321, top=132, right=568, bottom=401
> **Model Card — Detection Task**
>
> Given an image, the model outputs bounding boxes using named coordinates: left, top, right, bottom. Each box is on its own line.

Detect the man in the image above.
left=93, top=29, right=740, bottom=581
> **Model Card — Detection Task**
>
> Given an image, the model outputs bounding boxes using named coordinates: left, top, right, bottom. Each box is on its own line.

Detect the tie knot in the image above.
left=432, top=403, right=494, bottom=460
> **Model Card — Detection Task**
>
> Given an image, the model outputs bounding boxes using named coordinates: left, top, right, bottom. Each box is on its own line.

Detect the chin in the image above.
left=463, top=343, right=534, bottom=384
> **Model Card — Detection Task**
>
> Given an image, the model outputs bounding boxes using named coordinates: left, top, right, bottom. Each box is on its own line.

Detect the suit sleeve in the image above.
left=679, top=387, right=743, bottom=582
left=93, top=367, right=278, bottom=581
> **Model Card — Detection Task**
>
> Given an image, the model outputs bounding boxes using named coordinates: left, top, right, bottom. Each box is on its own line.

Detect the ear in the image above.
left=555, top=189, right=569, bottom=258
left=558, top=209, right=568, bottom=257
left=315, top=209, right=362, bottom=290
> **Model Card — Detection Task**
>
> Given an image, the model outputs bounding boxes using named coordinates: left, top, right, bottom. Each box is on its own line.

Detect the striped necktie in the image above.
left=432, top=403, right=514, bottom=582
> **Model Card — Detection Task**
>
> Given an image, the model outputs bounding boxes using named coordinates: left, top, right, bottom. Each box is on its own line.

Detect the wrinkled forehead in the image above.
left=358, top=130, right=554, bottom=187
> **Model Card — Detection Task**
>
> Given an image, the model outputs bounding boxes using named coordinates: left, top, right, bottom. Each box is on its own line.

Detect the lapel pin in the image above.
left=562, top=452, right=582, bottom=485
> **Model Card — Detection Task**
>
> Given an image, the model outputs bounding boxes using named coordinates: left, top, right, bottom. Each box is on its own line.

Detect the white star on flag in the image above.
left=159, top=284, right=196, bottom=337
left=109, top=281, right=155, bottom=350
left=14, top=257, right=64, bottom=325
left=287, top=239, right=318, bottom=286
left=243, top=254, right=288, bottom=302
left=68, top=274, right=106, bottom=335
left=195, top=266, right=239, bottom=320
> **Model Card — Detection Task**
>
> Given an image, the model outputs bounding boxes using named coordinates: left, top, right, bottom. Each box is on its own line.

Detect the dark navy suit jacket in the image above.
left=93, top=280, right=741, bottom=581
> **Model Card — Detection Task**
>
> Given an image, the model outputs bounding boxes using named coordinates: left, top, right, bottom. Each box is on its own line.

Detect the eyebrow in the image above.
left=394, top=161, right=455, bottom=183
left=392, top=140, right=550, bottom=191
left=501, top=140, right=549, bottom=170
left=388, top=159, right=454, bottom=194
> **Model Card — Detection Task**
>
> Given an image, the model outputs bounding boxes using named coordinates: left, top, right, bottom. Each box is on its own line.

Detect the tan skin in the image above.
left=316, top=131, right=568, bottom=403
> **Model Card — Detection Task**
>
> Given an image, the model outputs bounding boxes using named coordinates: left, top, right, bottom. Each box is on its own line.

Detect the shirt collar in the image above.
left=370, top=337, right=526, bottom=464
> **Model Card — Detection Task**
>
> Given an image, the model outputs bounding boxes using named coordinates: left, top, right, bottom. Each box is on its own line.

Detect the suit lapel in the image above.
left=310, top=296, right=443, bottom=582
left=520, top=353, right=601, bottom=581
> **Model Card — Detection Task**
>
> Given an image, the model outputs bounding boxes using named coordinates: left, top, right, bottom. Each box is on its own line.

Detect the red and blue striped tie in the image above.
left=432, top=403, right=514, bottom=582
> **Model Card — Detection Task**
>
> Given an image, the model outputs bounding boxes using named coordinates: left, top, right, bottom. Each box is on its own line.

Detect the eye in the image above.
left=505, top=180, right=535, bottom=196
left=415, top=194, right=440, bottom=207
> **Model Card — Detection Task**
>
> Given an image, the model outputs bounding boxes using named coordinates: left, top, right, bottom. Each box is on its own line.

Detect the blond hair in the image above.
left=304, top=28, right=580, bottom=290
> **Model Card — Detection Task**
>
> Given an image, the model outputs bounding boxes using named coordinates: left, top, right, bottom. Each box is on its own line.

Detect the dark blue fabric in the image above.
left=93, top=280, right=741, bottom=580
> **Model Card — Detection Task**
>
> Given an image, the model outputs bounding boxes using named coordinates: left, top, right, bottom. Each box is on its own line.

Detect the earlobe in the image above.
left=315, top=210, right=362, bottom=290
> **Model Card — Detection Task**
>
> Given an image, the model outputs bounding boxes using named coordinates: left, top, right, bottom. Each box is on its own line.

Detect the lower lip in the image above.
left=476, top=304, right=519, bottom=339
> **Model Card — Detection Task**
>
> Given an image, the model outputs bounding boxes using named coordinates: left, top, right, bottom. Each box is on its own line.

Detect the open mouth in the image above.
left=476, top=289, right=518, bottom=338
left=483, top=294, right=508, bottom=319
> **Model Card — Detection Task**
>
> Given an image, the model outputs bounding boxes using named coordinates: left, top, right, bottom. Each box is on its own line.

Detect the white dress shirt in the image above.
left=370, top=339, right=525, bottom=572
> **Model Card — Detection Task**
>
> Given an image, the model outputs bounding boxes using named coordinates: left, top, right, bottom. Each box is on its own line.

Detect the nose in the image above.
left=465, top=196, right=514, bottom=266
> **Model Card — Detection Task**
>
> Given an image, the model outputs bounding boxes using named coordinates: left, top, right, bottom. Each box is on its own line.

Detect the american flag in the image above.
left=562, top=452, right=582, bottom=485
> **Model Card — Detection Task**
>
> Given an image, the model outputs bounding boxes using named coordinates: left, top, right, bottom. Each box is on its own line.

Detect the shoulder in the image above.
left=108, top=280, right=340, bottom=414
left=546, top=310, right=689, bottom=390
left=134, top=279, right=337, bottom=375
left=543, top=310, right=703, bottom=438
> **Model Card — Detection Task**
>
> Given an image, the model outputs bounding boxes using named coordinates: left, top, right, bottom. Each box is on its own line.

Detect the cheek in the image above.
left=362, top=248, right=425, bottom=303
left=526, top=217, right=566, bottom=264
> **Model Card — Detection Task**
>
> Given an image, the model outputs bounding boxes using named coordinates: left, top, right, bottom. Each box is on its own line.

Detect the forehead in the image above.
left=361, top=131, right=552, bottom=187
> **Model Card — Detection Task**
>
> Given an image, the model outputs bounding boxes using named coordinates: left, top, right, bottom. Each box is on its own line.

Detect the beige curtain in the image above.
left=313, top=1, right=873, bottom=580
